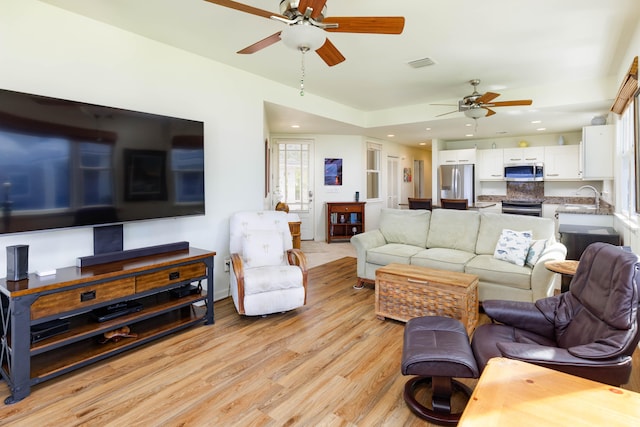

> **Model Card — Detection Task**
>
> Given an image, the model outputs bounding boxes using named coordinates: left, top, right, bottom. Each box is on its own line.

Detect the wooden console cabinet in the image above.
left=0, top=247, right=215, bottom=404
left=326, top=202, right=366, bottom=243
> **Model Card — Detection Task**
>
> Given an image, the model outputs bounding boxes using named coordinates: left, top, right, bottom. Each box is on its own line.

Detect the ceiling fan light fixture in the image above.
left=464, top=107, right=486, bottom=119
left=280, top=24, right=326, bottom=52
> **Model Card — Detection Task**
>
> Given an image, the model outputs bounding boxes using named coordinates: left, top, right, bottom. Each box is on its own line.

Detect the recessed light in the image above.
left=536, top=127, right=546, bottom=131
left=419, top=142, right=427, bottom=146
left=387, top=134, right=395, bottom=138
left=465, top=123, right=472, bottom=127
left=465, top=134, right=474, bottom=137
left=425, top=127, right=431, bottom=131
left=531, top=120, right=542, bottom=124
left=291, top=124, right=300, bottom=128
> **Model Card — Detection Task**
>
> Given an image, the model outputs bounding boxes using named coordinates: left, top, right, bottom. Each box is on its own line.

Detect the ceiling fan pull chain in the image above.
left=299, top=49, right=306, bottom=96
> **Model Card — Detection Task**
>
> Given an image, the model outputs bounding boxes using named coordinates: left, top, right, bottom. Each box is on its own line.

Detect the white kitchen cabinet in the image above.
left=477, top=149, right=504, bottom=180
left=544, top=145, right=581, bottom=180
left=438, top=148, right=476, bottom=165
left=503, top=147, right=545, bottom=163
left=582, top=125, right=614, bottom=179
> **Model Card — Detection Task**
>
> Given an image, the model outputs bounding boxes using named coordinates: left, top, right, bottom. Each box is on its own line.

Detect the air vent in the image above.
left=408, top=57, right=436, bottom=68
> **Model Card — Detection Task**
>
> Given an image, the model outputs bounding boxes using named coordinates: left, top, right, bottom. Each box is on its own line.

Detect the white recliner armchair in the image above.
left=229, top=211, right=308, bottom=316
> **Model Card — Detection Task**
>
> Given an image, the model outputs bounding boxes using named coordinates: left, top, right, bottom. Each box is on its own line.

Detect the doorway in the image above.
left=387, top=156, right=400, bottom=208
left=273, top=139, right=314, bottom=240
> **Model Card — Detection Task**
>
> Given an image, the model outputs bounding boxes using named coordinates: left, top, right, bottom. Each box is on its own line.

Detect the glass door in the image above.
left=274, top=139, right=314, bottom=240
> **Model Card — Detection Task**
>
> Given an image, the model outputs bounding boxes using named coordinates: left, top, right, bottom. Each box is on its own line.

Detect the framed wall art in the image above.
left=324, top=158, right=342, bottom=186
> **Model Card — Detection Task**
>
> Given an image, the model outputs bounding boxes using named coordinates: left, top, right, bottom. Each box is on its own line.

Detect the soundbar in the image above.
left=77, top=241, right=190, bottom=268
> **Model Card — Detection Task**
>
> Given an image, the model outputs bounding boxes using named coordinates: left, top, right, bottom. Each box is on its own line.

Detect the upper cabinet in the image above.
left=503, top=147, right=545, bottom=163
left=438, top=148, right=476, bottom=165
left=544, top=145, right=581, bottom=181
left=582, top=125, right=614, bottom=180
left=477, top=149, right=504, bottom=180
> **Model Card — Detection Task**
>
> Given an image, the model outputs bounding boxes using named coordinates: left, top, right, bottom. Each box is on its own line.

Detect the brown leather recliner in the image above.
left=471, top=242, right=640, bottom=386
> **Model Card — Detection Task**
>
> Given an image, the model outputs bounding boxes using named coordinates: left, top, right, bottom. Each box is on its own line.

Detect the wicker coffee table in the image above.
left=375, top=263, right=479, bottom=335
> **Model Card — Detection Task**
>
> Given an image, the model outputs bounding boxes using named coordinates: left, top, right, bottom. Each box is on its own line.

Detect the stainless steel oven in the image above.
left=501, top=200, right=543, bottom=217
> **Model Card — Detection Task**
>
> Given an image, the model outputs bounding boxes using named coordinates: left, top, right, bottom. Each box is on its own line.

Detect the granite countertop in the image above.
left=477, top=195, right=614, bottom=216
left=555, top=204, right=613, bottom=215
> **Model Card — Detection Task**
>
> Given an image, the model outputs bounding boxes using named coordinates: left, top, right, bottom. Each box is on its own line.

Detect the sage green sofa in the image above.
left=350, top=208, right=567, bottom=302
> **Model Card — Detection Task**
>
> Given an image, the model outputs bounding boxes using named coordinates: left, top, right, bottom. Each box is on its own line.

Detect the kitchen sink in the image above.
left=563, top=204, right=598, bottom=210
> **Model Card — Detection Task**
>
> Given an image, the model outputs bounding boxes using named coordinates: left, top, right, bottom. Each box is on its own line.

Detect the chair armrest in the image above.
left=496, top=342, right=629, bottom=367
left=483, top=299, right=555, bottom=338
left=287, top=248, right=308, bottom=303
left=350, top=230, right=387, bottom=279
left=230, top=253, right=246, bottom=314
left=530, top=241, right=567, bottom=301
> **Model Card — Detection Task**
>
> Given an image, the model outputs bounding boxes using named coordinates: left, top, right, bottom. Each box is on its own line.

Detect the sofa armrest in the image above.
left=350, top=230, right=387, bottom=278
left=530, top=241, right=567, bottom=301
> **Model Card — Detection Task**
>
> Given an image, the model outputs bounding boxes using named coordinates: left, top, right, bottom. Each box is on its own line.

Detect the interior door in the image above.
left=274, top=139, right=314, bottom=240
left=413, top=159, right=424, bottom=197
left=387, top=156, right=400, bottom=208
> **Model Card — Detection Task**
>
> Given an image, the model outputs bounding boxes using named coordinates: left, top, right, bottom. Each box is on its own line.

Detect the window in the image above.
left=367, top=142, right=381, bottom=199
left=617, top=94, right=636, bottom=218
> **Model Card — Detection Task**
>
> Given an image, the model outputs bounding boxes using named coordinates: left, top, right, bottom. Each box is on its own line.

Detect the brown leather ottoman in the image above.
left=401, top=316, right=479, bottom=425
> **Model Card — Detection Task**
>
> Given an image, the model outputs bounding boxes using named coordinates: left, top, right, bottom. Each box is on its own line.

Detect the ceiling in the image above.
left=40, top=0, right=640, bottom=146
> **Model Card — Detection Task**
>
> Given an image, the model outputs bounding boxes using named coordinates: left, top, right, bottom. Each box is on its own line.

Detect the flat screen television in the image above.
left=0, top=88, right=205, bottom=235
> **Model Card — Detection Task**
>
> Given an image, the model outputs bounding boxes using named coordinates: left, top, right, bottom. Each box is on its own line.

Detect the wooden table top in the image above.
left=376, top=263, right=478, bottom=288
left=458, top=358, right=640, bottom=426
left=544, top=260, right=579, bottom=275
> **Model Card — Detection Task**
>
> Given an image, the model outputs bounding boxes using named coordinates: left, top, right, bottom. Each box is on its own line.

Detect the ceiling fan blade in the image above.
left=323, top=17, right=405, bottom=34
left=203, top=0, right=286, bottom=20
left=484, top=108, right=497, bottom=117
left=298, top=0, right=328, bottom=19
left=237, top=32, right=282, bottom=54
left=489, top=100, right=533, bottom=107
left=476, top=92, right=500, bottom=104
left=316, top=38, right=345, bottom=66
left=436, top=110, right=459, bottom=117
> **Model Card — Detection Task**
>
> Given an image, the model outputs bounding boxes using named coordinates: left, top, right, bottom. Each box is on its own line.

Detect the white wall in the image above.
left=0, top=1, right=362, bottom=300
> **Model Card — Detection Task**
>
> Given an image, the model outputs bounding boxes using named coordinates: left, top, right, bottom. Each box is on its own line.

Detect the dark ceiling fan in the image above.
left=434, top=79, right=533, bottom=119
left=203, top=0, right=405, bottom=66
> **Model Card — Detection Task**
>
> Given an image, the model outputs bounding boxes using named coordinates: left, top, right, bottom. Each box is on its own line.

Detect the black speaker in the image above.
left=7, top=244, right=28, bottom=281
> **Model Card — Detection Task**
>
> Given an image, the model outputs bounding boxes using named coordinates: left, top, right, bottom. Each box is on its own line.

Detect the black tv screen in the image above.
left=0, top=88, right=205, bottom=235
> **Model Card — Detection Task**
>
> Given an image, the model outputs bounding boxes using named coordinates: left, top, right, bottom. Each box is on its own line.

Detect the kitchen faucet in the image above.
left=576, top=185, right=600, bottom=209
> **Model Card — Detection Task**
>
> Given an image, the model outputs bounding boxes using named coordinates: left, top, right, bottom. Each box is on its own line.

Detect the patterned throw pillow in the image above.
left=242, top=230, right=285, bottom=268
left=526, top=239, right=547, bottom=267
left=494, top=229, right=533, bottom=266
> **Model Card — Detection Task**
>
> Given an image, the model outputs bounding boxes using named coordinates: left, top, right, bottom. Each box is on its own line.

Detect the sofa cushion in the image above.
left=465, top=254, right=532, bottom=290
left=426, top=209, right=480, bottom=253
left=367, top=243, right=425, bottom=266
left=476, top=212, right=555, bottom=255
left=379, top=208, right=430, bottom=247
left=493, top=229, right=533, bottom=267
left=410, top=248, right=475, bottom=272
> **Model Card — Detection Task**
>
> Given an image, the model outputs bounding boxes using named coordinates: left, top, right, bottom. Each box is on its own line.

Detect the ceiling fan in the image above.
left=435, top=79, right=533, bottom=119
left=203, top=0, right=405, bottom=66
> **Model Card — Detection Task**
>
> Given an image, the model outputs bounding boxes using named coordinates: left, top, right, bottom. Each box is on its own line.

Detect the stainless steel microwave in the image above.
left=504, top=162, right=544, bottom=181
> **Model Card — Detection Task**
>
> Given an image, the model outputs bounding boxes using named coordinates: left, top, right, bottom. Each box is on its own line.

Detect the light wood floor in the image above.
left=1, top=257, right=638, bottom=426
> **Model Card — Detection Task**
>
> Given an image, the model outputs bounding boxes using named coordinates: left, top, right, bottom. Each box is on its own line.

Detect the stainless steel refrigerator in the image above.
left=439, top=164, right=475, bottom=205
